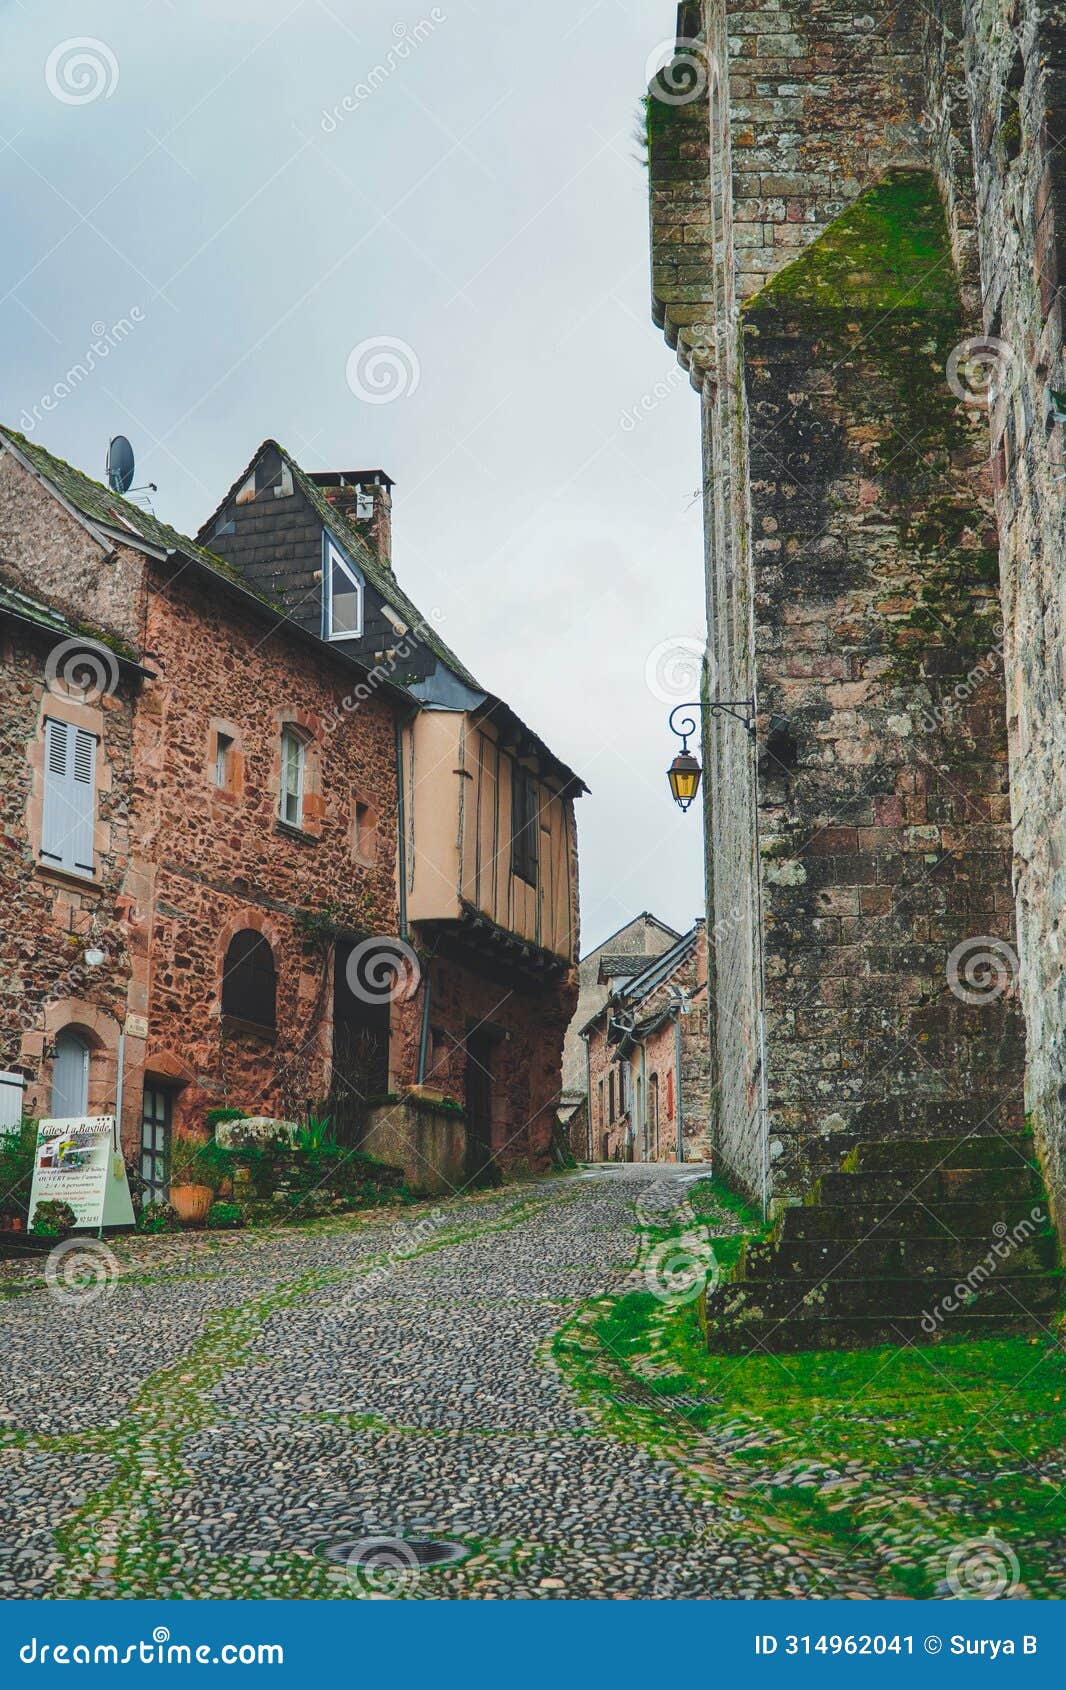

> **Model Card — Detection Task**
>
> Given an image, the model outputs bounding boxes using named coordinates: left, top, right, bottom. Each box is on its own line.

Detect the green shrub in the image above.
left=30, top=1198, right=76, bottom=1238
left=293, top=1113, right=333, bottom=1152
left=207, top=1200, right=245, bottom=1230
left=0, top=1119, right=38, bottom=1223
left=205, top=1107, right=247, bottom=1132
left=138, top=1201, right=179, bottom=1235
left=123, top=1157, right=149, bottom=1218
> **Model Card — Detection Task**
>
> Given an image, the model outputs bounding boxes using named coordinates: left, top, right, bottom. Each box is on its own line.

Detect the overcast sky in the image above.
left=1, top=0, right=707, bottom=953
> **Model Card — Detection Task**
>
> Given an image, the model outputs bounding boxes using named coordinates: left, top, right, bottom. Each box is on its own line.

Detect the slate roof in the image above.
left=614, top=926, right=701, bottom=1007
left=597, top=952, right=658, bottom=981
left=0, top=578, right=151, bottom=672
left=198, top=439, right=482, bottom=693
left=0, top=428, right=412, bottom=704
left=2, top=429, right=232, bottom=579
left=199, top=439, right=587, bottom=795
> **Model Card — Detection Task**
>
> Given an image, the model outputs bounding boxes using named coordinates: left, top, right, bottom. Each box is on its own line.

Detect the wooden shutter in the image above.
left=71, top=730, right=96, bottom=873
left=40, top=719, right=97, bottom=876
left=40, top=719, right=70, bottom=866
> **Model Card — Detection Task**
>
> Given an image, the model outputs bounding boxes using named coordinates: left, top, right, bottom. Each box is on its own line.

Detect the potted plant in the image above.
left=168, top=1138, right=215, bottom=1227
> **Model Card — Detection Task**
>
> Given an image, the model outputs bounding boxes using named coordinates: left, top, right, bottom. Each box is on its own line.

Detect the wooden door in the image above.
left=464, top=1029, right=494, bottom=1182
left=140, top=1086, right=172, bottom=1202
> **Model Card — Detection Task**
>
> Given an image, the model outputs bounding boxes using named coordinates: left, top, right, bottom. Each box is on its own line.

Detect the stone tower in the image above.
left=647, top=0, right=1066, bottom=1241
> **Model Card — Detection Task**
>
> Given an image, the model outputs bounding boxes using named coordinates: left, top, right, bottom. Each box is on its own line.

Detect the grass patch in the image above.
left=556, top=1178, right=1066, bottom=1598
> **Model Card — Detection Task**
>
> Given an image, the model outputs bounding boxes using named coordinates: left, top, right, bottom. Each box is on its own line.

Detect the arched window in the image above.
left=221, top=930, right=277, bottom=1029
left=51, top=1030, right=90, bottom=1118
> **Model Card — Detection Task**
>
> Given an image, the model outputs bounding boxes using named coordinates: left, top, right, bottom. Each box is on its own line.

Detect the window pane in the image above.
left=281, top=730, right=303, bottom=825
left=331, top=556, right=361, bottom=635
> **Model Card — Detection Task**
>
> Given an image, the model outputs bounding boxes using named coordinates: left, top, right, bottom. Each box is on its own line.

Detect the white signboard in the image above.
left=28, top=1116, right=135, bottom=1230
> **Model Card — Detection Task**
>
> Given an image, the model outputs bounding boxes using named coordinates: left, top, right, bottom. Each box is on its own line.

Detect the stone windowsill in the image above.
left=273, top=818, right=319, bottom=846
left=36, top=862, right=103, bottom=898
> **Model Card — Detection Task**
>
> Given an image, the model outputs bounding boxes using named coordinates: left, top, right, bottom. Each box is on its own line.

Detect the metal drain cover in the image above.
left=318, top=1536, right=469, bottom=1569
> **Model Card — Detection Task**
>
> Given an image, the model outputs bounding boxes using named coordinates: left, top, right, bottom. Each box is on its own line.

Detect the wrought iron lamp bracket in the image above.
left=668, top=698, right=756, bottom=749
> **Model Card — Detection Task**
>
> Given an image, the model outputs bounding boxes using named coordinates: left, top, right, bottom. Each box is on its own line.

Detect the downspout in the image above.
left=751, top=745, right=771, bottom=1221
left=115, top=1030, right=126, bottom=1153
left=394, top=718, right=410, bottom=941
left=582, top=1029, right=592, bottom=1163
left=417, top=967, right=433, bottom=1084
left=639, top=1040, right=648, bottom=1164
left=674, top=1010, right=684, bottom=1163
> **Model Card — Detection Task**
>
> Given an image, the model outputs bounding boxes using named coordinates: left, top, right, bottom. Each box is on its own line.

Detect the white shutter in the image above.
left=0, top=1072, right=25, bottom=1136
left=40, top=718, right=97, bottom=876
left=71, top=729, right=97, bottom=873
left=41, top=718, right=72, bottom=866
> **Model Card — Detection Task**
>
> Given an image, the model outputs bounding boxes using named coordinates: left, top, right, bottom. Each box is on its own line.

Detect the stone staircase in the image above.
left=701, top=1133, right=1061, bottom=1354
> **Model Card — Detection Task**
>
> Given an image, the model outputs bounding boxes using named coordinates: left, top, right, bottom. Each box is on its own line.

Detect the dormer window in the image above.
left=323, top=536, right=364, bottom=641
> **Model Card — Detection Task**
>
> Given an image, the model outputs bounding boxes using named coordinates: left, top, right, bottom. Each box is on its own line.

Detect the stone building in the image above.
left=199, top=440, right=586, bottom=1183
left=0, top=427, right=582, bottom=1195
left=560, top=910, right=679, bottom=1113
left=645, top=0, right=1066, bottom=1236
left=581, top=919, right=711, bottom=1163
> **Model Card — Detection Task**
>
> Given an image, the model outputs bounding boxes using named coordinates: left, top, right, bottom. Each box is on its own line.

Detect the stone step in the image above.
left=815, top=1166, right=1044, bottom=1206
left=852, top=1134, right=1037, bottom=1173
left=740, top=1232, right=1059, bottom=1283
left=701, top=1308, right=1044, bottom=1356
left=780, top=1198, right=1047, bottom=1242
left=704, top=1270, right=1062, bottom=1324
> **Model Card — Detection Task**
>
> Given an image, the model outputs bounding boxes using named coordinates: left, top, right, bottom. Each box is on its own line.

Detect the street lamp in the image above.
left=665, top=699, right=755, bottom=812
left=667, top=747, right=702, bottom=812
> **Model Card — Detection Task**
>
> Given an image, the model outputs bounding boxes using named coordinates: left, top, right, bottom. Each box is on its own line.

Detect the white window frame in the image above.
left=323, top=534, right=364, bottom=642
left=279, top=727, right=305, bottom=828
left=214, top=731, right=233, bottom=789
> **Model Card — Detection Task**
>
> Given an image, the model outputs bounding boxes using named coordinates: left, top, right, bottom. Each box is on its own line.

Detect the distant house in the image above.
left=0, top=426, right=584, bottom=1193
left=581, top=920, right=711, bottom=1163
left=560, top=912, right=679, bottom=1105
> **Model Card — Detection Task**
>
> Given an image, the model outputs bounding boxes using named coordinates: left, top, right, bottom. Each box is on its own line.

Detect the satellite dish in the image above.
left=106, top=435, right=135, bottom=495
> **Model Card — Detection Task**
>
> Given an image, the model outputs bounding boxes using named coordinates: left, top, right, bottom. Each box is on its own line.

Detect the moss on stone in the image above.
left=746, top=169, right=960, bottom=317
left=744, top=169, right=1004, bottom=671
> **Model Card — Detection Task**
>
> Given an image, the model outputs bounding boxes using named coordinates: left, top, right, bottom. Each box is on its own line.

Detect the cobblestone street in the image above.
left=0, top=1169, right=838, bottom=1601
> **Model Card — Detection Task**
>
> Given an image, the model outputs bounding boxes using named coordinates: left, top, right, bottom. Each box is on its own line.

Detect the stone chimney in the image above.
left=309, top=470, right=393, bottom=570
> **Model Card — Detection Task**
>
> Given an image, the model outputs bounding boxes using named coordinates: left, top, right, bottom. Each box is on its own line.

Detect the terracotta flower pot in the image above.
left=169, top=1183, right=213, bottom=1226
